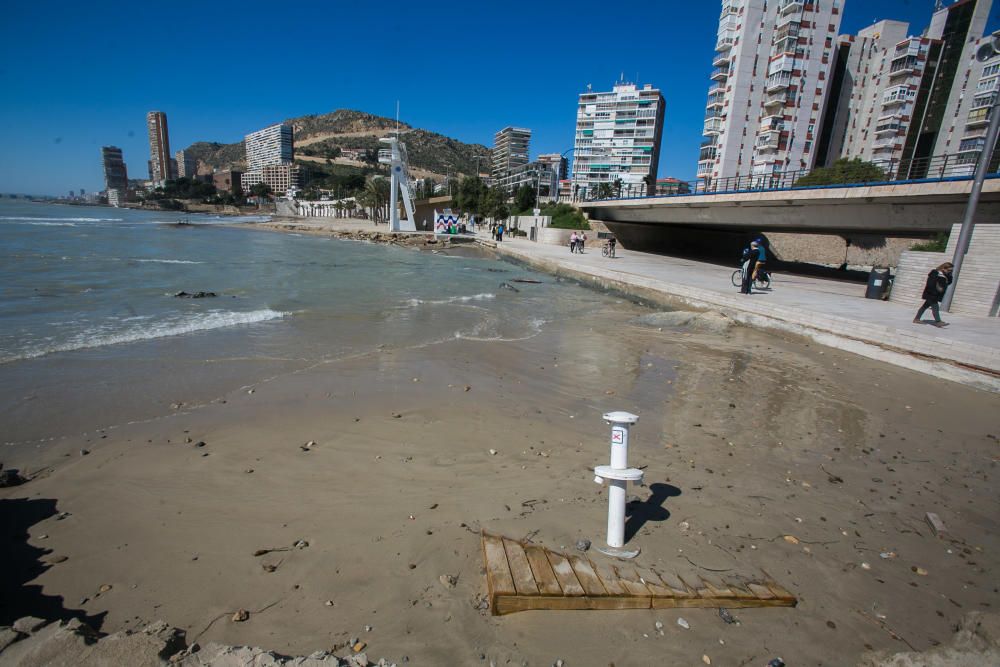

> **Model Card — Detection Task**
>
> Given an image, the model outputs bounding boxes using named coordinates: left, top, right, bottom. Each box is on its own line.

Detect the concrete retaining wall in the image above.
left=535, top=227, right=575, bottom=246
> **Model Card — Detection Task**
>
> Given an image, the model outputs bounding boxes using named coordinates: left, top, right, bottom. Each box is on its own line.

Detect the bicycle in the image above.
left=601, top=242, right=616, bottom=258
left=731, top=266, right=771, bottom=290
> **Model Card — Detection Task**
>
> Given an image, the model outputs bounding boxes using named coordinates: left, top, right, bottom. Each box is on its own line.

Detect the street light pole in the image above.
left=942, top=96, right=1000, bottom=312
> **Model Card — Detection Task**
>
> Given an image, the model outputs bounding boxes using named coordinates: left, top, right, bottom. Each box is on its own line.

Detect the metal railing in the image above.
left=581, top=152, right=1000, bottom=202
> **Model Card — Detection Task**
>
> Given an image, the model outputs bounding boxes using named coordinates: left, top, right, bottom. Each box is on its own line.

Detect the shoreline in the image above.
left=3, top=213, right=998, bottom=666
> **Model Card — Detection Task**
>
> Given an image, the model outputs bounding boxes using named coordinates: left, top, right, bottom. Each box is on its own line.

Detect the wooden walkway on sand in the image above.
left=482, top=532, right=797, bottom=616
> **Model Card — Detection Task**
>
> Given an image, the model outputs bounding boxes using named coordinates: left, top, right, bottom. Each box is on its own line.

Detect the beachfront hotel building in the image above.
left=146, top=111, right=174, bottom=185
left=816, top=0, right=994, bottom=178
left=240, top=123, right=299, bottom=195
left=572, top=81, right=665, bottom=199
left=492, top=127, right=531, bottom=180
left=697, top=0, right=843, bottom=188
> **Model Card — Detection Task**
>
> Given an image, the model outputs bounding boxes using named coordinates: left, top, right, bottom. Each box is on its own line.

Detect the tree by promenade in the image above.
left=794, top=158, right=886, bottom=187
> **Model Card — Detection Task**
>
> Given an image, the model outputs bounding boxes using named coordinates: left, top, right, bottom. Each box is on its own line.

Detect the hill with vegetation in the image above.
left=182, top=109, right=491, bottom=180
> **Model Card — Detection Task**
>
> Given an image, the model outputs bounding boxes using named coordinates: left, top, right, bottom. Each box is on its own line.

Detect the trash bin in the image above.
left=865, top=268, right=891, bottom=300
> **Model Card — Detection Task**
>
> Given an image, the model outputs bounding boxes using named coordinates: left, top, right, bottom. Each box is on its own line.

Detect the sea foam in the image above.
left=3, top=309, right=287, bottom=362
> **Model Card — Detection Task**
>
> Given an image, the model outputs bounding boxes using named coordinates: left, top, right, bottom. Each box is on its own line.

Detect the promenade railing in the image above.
left=583, top=151, right=1000, bottom=202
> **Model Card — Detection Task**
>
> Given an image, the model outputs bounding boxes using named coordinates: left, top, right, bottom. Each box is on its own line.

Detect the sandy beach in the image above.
left=2, top=219, right=999, bottom=666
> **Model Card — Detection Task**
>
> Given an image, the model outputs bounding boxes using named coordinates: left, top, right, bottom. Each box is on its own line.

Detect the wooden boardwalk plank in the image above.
left=482, top=533, right=515, bottom=601
left=614, top=566, right=652, bottom=597
left=593, top=562, right=629, bottom=596
left=569, top=556, right=609, bottom=597
left=654, top=570, right=695, bottom=597
left=482, top=532, right=796, bottom=615
left=503, top=539, right=540, bottom=596
left=545, top=551, right=585, bottom=597
left=524, top=545, right=562, bottom=596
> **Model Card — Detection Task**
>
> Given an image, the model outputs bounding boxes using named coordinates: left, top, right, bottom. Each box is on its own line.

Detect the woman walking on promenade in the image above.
left=913, top=262, right=953, bottom=327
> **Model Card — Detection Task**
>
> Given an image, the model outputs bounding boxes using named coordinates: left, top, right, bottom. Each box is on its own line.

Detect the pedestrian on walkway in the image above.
left=913, top=262, right=953, bottom=327
left=570, top=231, right=579, bottom=253
left=580, top=232, right=588, bottom=254
left=739, top=241, right=757, bottom=294
left=496, top=223, right=504, bottom=243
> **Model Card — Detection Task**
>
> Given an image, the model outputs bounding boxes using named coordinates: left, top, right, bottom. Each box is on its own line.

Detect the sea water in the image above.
left=0, top=199, right=622, bottom=442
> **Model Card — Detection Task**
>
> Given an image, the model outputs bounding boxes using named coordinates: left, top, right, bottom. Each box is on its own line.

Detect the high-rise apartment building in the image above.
left=492, top=127, right=531, bottom=180
left=816, top=0, right=993, bottom=178
left=175, top=150, right=197, bottom=179
left=573, top=81, right=665, bottom=198
left=146, top=111, right=173, bottom=184
left=101, top=146, right=128, bottom=192
left=241, top=123, right=298, bottom=195
left=698, top=0, right=843, bottom=187
left=949, top=30, right=1000, bottom=175
left=245, top=123, right=294, bottom=172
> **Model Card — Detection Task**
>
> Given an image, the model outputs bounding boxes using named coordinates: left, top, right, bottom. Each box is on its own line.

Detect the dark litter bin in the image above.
left=865, top=268, right=891, bottom=300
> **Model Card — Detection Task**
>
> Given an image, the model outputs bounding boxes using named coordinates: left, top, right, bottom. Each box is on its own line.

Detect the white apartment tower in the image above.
left=699, top=0, right=843, bottom=187
left=572, top=81, right=665, bottom=198
left=241, top=123, right=298, bottom=195
left=817, top=0, right=993, bottom=178
left=245, top=123, right=294, bottom=172
left=946, top=30, right=1000, bottom=175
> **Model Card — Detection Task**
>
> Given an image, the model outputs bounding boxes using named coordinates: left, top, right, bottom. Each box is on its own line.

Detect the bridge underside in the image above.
left=581, top=179, right=1000, bottom=236
left=581, top=181, right=1000, bottom=265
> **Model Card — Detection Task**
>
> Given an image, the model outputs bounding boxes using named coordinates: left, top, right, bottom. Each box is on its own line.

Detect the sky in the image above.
left=1, top=0, right=997, bottom=196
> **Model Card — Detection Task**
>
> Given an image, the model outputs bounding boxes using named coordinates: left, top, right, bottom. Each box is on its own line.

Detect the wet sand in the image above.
left=2, top=269, right=999, bottom=665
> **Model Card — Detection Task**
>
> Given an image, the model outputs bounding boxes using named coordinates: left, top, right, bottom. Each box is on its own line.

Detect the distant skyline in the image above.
left=1, top=0, right=997, bottom=195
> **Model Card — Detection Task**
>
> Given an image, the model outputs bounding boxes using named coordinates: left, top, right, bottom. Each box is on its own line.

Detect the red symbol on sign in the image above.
left=612, top=429, right=624, bottom=444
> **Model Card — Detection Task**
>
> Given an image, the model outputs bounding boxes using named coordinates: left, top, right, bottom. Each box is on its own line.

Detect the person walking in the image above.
left=570, top=231, right=579, bottom=253
left=579, top=232, right=588, bottom=254
left=496, top=223, right=504, bottom=243
left=739, top=241, right=757, bottom=294
left=913, top=262, right=953, bottom=327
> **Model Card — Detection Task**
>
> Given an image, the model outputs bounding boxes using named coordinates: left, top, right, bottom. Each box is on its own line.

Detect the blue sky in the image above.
left=1, top=0, right=997, bottom=195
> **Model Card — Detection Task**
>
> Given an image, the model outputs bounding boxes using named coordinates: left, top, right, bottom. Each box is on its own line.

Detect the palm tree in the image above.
left=612, top=178, right=623, bottom=198
left=593, top=182, right=614, bottom=200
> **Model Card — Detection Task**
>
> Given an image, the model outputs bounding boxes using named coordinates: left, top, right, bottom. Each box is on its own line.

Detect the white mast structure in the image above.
left=378, top=104, right=417, bottom=232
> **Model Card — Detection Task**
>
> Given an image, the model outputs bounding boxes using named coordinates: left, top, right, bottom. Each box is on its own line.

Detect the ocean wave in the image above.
left=405, top=293, right=495, bottom=307
left=0, top=216, right=123, bottom=223
left=2, top=309, right=287, bottom=363
left=133, top=258, right=204, bottom=265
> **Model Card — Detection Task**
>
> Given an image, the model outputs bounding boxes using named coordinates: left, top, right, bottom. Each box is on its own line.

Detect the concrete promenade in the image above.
left=482, top=236, right=1000, bottom=391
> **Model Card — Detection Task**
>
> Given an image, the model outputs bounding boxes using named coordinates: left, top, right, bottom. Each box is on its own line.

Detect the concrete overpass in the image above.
left=580, top=177, right=1000, bottom=235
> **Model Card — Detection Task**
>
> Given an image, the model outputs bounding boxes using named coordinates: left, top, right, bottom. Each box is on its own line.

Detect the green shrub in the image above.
left=538, top=203, right=590, bottom=230
left=910, top=232, right=949, bottom=253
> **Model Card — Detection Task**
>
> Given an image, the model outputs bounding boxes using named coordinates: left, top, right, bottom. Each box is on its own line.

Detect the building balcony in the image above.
left=872, top=138, right=898, bottom=152
left=697, top=161, right=714, bottom=176
left=706, top=93, right=726, bottom=108
left=763, top=91, right=788, bottom=108
left=958, top=138, right=986, bottom=153
left=758, top=116, right=784, bottom=132
left=704, top=118, right=725, bottom=134
left=720, top=0, right=741, bottom=18
left=705, top=108, right=725, bottom=119
left=765, top=72, right=793, bottom=92
left=874, top=122, right=902, bottom=136
left=715, top=36, right=736, bottom=51
left=971, top=93, right=998, bottom=110
left=699, top=147, right=718, bottom=161
left=768, top=54, right=795, bottom=76
left=713, top=52, right=731, bottom=68
left=778, top=0, right=803, bottom=16
left=710, top=67, right=730, bottom=81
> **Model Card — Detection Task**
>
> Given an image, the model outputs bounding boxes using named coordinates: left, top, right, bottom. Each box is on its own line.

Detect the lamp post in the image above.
left=943, top=34, right=1000, bottom=312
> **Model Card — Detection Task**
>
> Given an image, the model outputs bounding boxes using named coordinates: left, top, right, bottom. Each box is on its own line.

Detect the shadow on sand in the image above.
left=0, top=496, right=106, bottom=630
left=624, top=482, right=681, bottom=543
